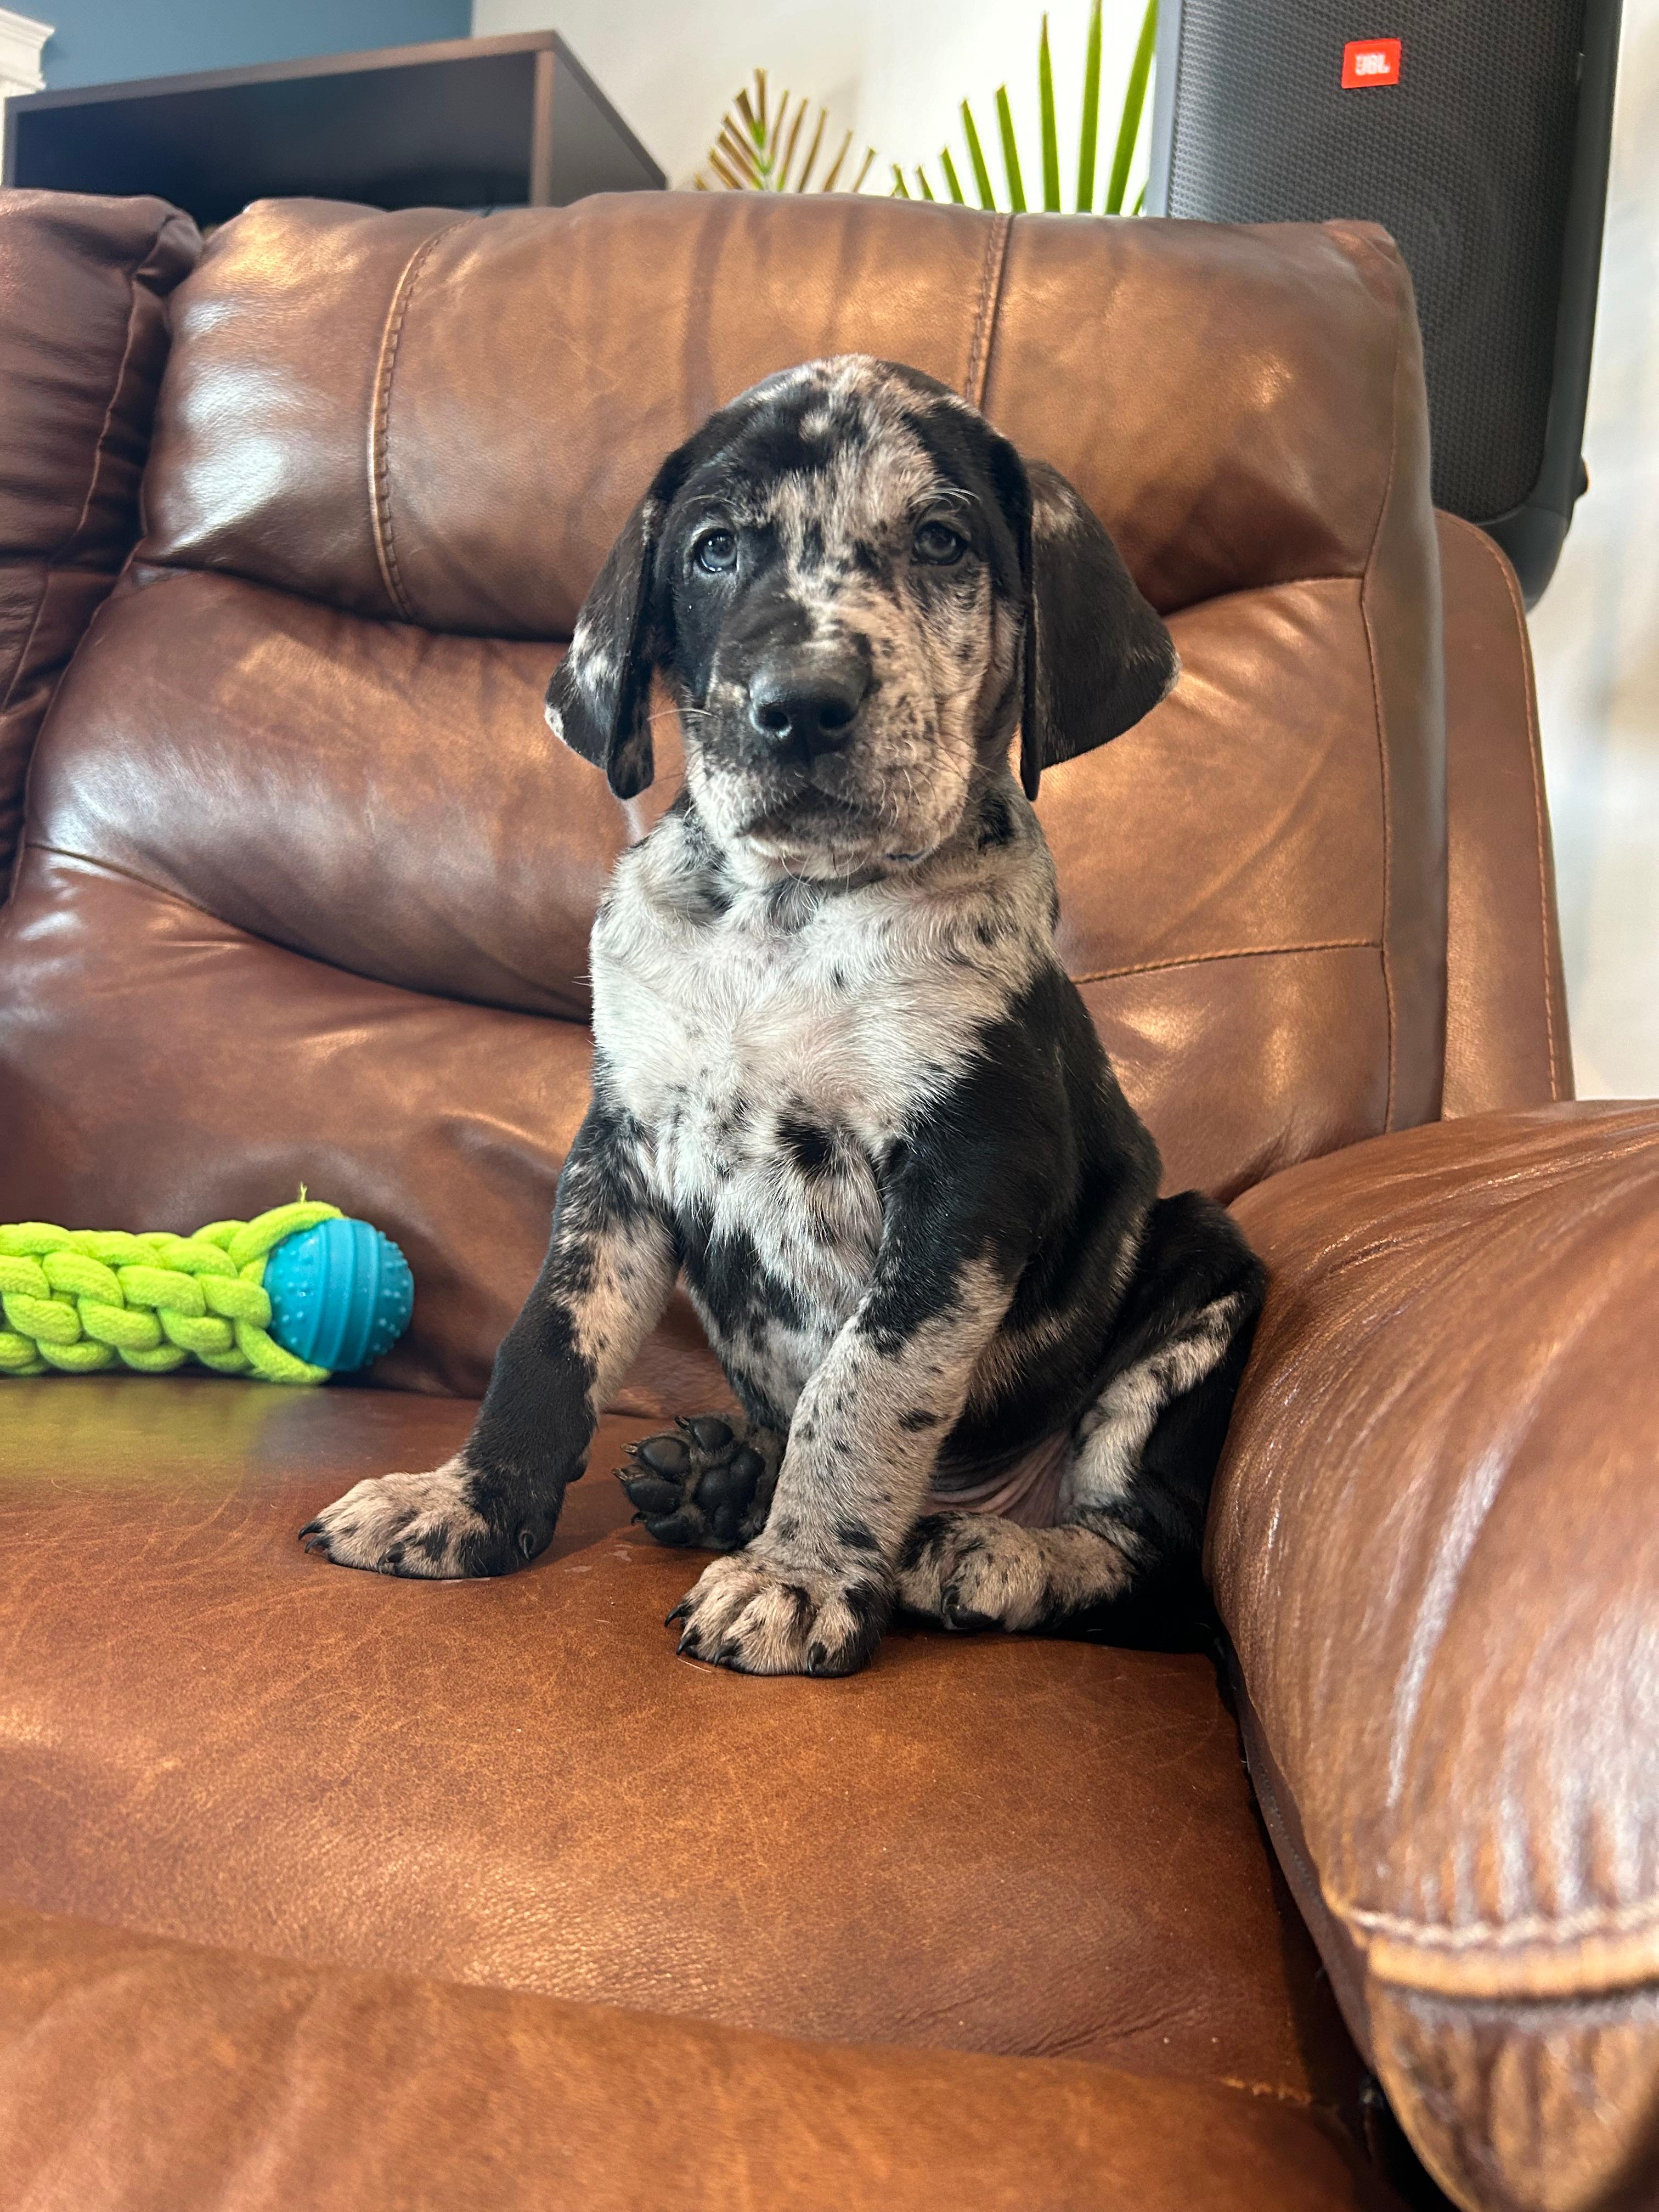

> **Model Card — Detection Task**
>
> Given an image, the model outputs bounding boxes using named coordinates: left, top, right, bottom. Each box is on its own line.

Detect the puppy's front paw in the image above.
left=668, top=1549, right=891, bottom=1677
left=298, top=1460, right=552, bottom=1578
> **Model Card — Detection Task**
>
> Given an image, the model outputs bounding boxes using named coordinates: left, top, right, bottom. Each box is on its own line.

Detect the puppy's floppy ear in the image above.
left=544, top=476, right=675, bottom=800
left=1002, top=454, right=1179, bottom=801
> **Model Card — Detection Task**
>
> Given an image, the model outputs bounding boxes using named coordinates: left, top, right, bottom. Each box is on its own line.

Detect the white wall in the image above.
left=477, top=0, right=1657, bottom=1098
left=1527, top=0, right=1658, bottom=1100
left=475, top=0, right=1152, bottom=202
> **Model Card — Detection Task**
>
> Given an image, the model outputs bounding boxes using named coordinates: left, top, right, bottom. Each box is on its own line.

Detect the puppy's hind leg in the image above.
left=617, top=1416, right=784, bottom=1550
left=899, top=1193, right=1265, bottom=1649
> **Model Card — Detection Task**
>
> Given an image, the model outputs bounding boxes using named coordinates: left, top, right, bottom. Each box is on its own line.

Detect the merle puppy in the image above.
left=302, top=356, right=1265, bottom=1677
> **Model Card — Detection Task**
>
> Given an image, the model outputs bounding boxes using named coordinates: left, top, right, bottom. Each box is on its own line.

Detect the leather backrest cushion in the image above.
left=0, top=191, right=199, bottom=894
left=142, top=195, right=1408, bottom=634
left=1, top=194, right=1444, bottom=1393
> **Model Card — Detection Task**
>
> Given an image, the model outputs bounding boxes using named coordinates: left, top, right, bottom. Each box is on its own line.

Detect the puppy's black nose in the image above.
left=747, top=654, right=868, bottom=758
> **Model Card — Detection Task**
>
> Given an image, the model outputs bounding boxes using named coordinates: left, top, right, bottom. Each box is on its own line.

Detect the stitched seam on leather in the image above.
left=1238, top=1671, right=1659, bottom=2007
left=55, top=231, right=154, bottom=569
left=1345, top=1894, right=1659, bottom=1952
left=0, top=559, right=58, bottom=726
left=1069, top=938, right=1378, bottom=985
left=1442, top=511, right=1563, bottom=1104
left=1355, top=237, right=1405, bottom=1133
left=0, top=223, right=156, bottom=721
left=0, top=558, right=132, bottom=726
left=369, top=220, right=471, bottom=624
left=963, top=213, right=1012, bottom=409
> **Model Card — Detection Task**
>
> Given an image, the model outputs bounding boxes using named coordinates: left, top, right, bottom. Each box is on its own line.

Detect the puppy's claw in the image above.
left=941, top=1594, right=997, bottom=1634
left=664, top=1601, right=691, bottom=1627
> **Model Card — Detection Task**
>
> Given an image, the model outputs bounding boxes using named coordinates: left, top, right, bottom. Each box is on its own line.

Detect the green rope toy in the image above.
left=0, top=1200, right=414, bottom=1385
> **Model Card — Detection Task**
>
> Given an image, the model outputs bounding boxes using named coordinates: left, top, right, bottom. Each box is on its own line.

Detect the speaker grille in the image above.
left=1165, top=0, right=1587, bottom=520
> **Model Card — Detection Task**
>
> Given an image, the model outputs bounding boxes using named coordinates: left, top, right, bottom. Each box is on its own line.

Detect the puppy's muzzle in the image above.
left=746, top=646, right=871, bottom=766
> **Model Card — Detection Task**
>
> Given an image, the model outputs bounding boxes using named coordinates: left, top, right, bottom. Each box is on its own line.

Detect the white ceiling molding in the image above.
left=0, top=6, right=50, bottom=105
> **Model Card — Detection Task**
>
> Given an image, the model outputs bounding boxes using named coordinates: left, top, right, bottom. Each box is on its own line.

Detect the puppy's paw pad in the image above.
left=617, top=1417, right=776, bottom=1550
left=670, top=1551, right=890, bottom=1677
left=300, top=1464, right=501, bottom=1578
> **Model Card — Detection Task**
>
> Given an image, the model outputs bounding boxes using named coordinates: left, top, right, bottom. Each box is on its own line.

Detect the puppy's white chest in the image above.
left=592, top=895, right=901, bottom=1350
left=591, top=906, right=910, bottom=1150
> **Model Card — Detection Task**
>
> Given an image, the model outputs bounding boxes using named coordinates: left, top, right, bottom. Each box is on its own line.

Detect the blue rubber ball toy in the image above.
left=263, top=1216, right=415, bottom=1374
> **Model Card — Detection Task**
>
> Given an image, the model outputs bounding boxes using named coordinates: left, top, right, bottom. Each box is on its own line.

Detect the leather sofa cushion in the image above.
left=1211, top=1103, right=1659, bottom=2212
left=143, top=195, right=1421, bottom=635
left=0, top=1383, right=1357, bottom=2114
left=0, top=1906, right=1402, bottom=2212
left=0, top=191, right=198, bottom=892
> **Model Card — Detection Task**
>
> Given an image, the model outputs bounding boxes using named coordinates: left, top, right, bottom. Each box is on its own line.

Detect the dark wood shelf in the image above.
left=2, top=31, right=665, bottom=225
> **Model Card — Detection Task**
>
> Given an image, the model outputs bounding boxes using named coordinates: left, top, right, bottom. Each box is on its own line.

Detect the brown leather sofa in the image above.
left=1, top=185, right=1652, bottom=2212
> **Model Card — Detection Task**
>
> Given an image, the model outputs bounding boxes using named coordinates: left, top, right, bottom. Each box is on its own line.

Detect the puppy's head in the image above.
left=546, top=356, right=1175, bottom=881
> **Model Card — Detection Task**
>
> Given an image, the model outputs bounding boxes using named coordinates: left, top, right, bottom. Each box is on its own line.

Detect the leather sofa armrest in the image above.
left=1437, top=513, right=1574, bottom=1117
left=0, top=1904, right=1398, bottom=2211
left=1212, top=1103, right=1659, bottom=2212
left=0, top=190, right=199, bottom=895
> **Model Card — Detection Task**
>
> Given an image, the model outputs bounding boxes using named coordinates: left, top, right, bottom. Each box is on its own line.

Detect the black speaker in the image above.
left=1148, top=1, right=1622, bottom=603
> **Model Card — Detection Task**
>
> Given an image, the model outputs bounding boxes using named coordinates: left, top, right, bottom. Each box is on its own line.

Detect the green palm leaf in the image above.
left=961, top=100, right=997, bottom=209
left=1039, top=16, right=1061, bottom=211
left=698, top=69, right=877, bottom=193
left=1105, top=0, right=1157, bottom=214
left=1076, top=0, right=1103, bottom=211
left=995, top=84, right=1026, bottom=212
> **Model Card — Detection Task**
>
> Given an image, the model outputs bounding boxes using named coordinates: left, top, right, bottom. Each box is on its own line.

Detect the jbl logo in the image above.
left=1341, top=36, right=1403, bottom=87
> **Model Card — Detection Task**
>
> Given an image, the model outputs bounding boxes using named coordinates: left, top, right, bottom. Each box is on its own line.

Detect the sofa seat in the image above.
left=0, top=1906, right=1395, bottom=2212
left=0, top=1380, right=1355, bottom=2110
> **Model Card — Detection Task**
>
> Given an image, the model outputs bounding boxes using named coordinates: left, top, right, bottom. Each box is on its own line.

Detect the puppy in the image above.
left=302, top=355, right=1265, bottom=1678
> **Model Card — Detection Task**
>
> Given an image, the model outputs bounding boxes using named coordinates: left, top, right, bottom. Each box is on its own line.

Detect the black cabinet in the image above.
left=2, top=32, right=664, bottom=225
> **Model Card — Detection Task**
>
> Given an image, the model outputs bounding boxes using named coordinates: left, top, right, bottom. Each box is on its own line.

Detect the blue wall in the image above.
left=38, top=2, right=473, bottom=91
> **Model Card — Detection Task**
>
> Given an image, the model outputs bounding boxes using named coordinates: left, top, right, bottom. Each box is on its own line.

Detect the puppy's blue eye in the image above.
left=913, top=521, right=967, bottom=565
left=693, top=529, right=738, bottom=574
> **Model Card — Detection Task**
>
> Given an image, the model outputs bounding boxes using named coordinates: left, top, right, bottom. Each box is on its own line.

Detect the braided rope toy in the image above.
left=0, top=1200, right=413, bottom=1384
